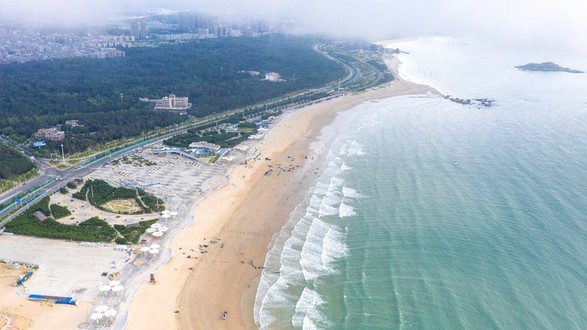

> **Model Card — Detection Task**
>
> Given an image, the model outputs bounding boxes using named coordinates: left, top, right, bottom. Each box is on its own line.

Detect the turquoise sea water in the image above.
left=254, top=37, right=587, bottom=329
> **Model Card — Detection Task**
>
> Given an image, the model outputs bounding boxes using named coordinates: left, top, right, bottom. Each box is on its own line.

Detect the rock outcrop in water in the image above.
left=515, top=62, right=583, bottom=73
left=444, top=95, right=494, bottom=108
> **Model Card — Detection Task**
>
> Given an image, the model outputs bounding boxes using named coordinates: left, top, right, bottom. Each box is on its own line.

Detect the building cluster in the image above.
left=158, top=94, right=190, bottom=109
left=140, top=94, right=192, bottom=112
left=0, top=13, right=289, bottom=64
left=177, top=13, right=269, bottom=37
left=33, top=120, right=83, bottom=141
left=130, top=21, right=149, bottom=40
left=34, top=127, right=65, bottom=141
left=0, top=28, right=128, bottom=64
left=264, top=72, right=282, bottom=82
left=65, top=120, right=81, bottom=127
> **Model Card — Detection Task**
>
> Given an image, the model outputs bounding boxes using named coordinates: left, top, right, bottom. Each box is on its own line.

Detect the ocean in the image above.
left=254, top=37, right=587, bottom=329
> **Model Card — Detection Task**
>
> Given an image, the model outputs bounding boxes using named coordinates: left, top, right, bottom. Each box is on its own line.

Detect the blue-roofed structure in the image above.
left=32, top=141, right=47, bottom=148
left=28, top=294, right=77, bottom=305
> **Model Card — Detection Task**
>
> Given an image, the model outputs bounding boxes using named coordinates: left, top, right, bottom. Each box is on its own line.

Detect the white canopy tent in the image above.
left=99, top=285, right=111, bottom=294
left=105, top=309, right=118, bottom=318
left=95, top=305, right=109, bottom=313
left=90, top=312, right=104, bottom=324
left=112, top=285, right=124, bottom=295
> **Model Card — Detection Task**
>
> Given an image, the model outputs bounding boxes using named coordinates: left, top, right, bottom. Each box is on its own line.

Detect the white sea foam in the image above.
left=338, top=143, right=349, bottom=156
left=318, top=203, right=338, bottom=218
left=318, top=176, right=346, bottom=218
left=300, top=217, right=346, bottom=280
left=258, top=276, right=299, bottom=327
left=347, top=141, right=365, bottom=156
left=338, top=202, right=356, bottom=217
left=321, top=227, right=348, bottom=266
left=292, top=288, right=326, bottom=329
left=341, top=162, right=352, bottom=171
left=300, top=218, right=330, bottom=281
left=313, top=181, right=330, bottom=196
left=342, top=186, right=365, bottom=199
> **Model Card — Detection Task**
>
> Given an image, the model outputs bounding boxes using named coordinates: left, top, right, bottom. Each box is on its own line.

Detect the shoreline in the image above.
left=124, top=56, right=438, bottom=329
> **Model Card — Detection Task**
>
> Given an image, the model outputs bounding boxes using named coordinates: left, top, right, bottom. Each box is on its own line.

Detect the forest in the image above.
left=0, top=35, right=346, bottom=153
left=0, top=143, right=34, bottom=179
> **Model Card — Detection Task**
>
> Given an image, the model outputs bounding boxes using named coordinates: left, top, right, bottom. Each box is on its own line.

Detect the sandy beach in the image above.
left=124, top=57, right=437, bottom=329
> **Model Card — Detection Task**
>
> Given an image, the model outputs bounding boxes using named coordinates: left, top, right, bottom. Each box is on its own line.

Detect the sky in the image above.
left=1, top=0, right=586, bottom=53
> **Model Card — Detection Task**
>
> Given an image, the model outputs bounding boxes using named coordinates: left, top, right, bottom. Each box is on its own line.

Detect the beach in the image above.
left=124, top=57, right=435, bottom=329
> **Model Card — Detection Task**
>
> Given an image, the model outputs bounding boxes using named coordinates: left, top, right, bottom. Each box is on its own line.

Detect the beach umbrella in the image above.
left=158, top=226, right=169, bottom=232
left=145, top=228, right=156, bottom=234
left=149, top=244, right=160, bottom=249
left=152, top=231, right=164, bottom=238
left=99, top=285, right=111, bottom=293
left=150, top=223, right=161, bottom=229
left=112, top=285, right=124, bottom=295
left=140, top=246, right=150, bottom=253
left=104, top=309, right=118, bottom=318
left=161, top=214, right=171, bottom=222
left=161, top=210, right=171, bottom=215
left=96, top=305, right=109, bottom=313
left=90, top=312, right=103, bottom=323
left=149, top=248, right=160, bottom=255
left=109, top=280, right=121, bottom=287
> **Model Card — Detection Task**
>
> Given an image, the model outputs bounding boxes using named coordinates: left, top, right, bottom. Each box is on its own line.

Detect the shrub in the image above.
left=50, top=203, right=71, bottom=219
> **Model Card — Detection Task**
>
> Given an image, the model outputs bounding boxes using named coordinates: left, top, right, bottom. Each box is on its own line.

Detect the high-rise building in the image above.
left=179, top=13, right=197, bottom=31
left=140, top=21, right=148, bottom=39
left=130, top=21, right=148, bottom=39
left=130, top=22, right=140, bottom=39
left=218, top=25, right=227, bottom=37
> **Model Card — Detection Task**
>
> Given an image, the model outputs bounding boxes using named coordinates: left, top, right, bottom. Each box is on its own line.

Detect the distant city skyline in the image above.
left=0, top=0, right=585, bottom=52
left=0, top=12, right=281, bottom=64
